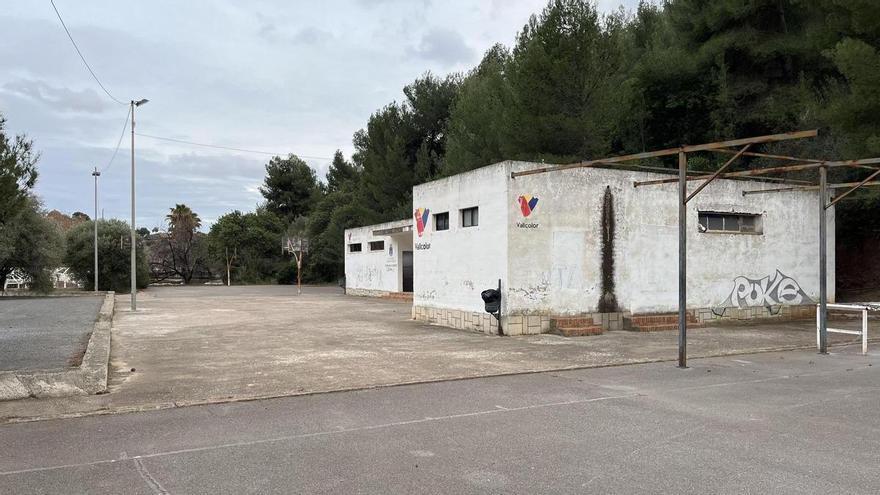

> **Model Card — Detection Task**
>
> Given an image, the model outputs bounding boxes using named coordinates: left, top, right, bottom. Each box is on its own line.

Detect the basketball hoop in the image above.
left=282, top=236, right=309, bottom=255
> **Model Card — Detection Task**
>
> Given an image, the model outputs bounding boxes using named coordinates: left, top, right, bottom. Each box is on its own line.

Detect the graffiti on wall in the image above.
left=719, top=269, right=813, bottom=308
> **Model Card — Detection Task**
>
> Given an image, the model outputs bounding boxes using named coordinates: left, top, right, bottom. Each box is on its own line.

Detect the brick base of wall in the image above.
left=412, top=306, right=503, bottom=335
left=412, top=307, right=630, bottom=336
left=694, top=304, right=815, bottom=324
left=346, top=288, right=389, bottom=297
left=347, top=288, right=413, bottom=303
left=413, top=305, right=817, bottom=336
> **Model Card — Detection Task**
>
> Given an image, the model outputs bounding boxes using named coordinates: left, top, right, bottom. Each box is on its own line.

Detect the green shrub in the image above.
left=65, top=219, right=150, bottom=292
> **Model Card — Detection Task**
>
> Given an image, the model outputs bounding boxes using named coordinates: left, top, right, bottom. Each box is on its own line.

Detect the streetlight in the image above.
left=130, top=98, right=148, bottom=310
left=91, top=167, right=100, bottom=292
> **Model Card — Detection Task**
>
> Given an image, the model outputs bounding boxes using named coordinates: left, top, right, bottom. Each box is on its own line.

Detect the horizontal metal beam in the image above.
left=826, top=168, right=880, bottom=209
left=709, top=148, right=822, bottom=163
left=742, top=180, right=880, bottom=196
left=685, top=144, right=750, bottom=203
left=714, top=148, right=878, bottom=171
left=569, top=162, right=810, bottom=184
left=511, top=130, right=818, bottom=178
left=634, top=157, right=880, bottom=187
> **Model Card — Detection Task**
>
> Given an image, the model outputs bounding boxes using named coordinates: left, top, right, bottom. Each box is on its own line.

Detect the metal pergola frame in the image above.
left=511, top=129, right=880, bottom=367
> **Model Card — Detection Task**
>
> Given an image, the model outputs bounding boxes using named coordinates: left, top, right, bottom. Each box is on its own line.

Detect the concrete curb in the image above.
left=2, top=337, right=875, bottom=425
left=0, top=292, right=114, bottom=401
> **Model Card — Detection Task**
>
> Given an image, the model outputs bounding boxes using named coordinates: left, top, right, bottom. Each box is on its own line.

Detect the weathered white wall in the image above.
left=360, top=160, right=834, bottom=321
left=412, top=164, right=509, bottom=313
left=344, top=219, right=412, bottom=294
left=506, top=162, right=834, bottom=315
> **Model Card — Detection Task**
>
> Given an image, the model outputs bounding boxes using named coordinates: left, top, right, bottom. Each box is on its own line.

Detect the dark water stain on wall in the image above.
left=598, top=186, right=619, bottom=313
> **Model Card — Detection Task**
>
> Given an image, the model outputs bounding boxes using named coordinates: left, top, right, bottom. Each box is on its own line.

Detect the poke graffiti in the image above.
left=719, top=270, right=813, bottom=308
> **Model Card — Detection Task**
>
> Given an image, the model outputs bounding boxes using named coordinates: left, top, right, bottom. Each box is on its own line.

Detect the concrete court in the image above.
left=0, top=296, right=104, bottom=372
left=0, top=346, right=877, bottom=494
left=0, top=285, right=869, bottom=423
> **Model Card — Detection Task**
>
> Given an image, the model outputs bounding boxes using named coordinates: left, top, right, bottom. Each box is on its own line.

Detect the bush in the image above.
left=65, top=219, right=150, bottom=292
left=0, top=197, right=64, bottom=292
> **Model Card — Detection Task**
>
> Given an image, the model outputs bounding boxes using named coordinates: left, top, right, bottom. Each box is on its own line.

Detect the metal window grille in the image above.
left=698, top=212, right=760, bottom=234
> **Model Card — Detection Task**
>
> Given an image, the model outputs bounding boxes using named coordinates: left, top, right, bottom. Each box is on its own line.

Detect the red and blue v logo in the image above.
left=517, top=195, right=539, bottom=217
left=414, top=208, right=430, bottom=237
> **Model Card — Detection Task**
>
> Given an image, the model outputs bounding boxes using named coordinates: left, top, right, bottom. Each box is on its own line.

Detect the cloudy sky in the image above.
left=2, top=0, right=637, bottom=228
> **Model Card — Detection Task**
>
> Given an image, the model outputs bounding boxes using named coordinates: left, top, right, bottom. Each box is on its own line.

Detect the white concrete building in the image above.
left=346, top=161, right=833, bottom=335
left=344, top=219, right=414, bottom=296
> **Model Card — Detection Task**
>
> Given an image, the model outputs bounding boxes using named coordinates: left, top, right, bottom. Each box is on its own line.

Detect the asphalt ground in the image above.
left=1, top=285, right=870, bottom=422
left=0, top=345, right=877, bottom=494
left=0, top=296, right=103, bottom=372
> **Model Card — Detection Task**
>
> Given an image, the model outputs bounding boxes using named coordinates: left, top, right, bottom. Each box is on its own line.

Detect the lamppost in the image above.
left=91, top=167, right=100, bottom=292
left=130, top=98, right=148, bottom=310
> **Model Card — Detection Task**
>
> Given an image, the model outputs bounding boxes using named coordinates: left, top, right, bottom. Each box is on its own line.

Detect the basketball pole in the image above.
left=296, top=251, right=302, bottom=295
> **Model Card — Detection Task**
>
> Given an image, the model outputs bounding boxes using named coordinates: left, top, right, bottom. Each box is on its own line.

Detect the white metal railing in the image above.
left=3, top=268, right=29, bottom=290
left=817, top=303, right=875, bottom=355
left=2, top=267, right=83, bottom=291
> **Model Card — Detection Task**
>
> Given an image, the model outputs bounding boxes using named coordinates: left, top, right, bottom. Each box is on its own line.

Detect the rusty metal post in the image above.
left=678, top=150, right=688, bottom=368
left=819, top=165, right=828, bottom=354
left=497, top=278, right=503, bottom=336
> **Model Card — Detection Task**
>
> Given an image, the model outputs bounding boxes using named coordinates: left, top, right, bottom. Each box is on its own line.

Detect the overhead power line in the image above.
left=135, top=132, right=333, bottom=160
left=102, top=108, right=131, bottom=173
left=50, top=0, right=127, bottom=106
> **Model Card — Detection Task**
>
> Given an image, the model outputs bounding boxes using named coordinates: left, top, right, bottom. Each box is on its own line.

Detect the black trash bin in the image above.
left=481, top=288, right=501, bottom=314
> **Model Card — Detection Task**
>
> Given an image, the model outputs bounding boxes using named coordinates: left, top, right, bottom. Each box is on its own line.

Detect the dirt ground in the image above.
left=0, top=285, right=870, bottom=423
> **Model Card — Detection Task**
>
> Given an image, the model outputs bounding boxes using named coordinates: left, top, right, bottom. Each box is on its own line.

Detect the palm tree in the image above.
left=157, top=204, right=203, bottom=284
left=166, top=204, right=201, bottom=234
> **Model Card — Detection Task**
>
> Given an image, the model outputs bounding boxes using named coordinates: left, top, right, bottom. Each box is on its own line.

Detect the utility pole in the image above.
left=130, top=98, right=148, bottom=310
left=91, top=167, right=100, bottom=292
left=818, top=165, right=828, bottom=354
left=677, top=149, right=688, bottom=368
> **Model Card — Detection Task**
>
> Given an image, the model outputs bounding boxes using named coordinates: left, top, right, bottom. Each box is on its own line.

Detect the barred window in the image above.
left=698, top=212, right=761, bottom=234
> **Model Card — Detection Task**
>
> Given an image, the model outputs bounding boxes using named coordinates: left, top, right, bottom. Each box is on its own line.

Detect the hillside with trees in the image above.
left=2, top=0, right=877, bottom=293
left=238, top=0, right=878, bottom=292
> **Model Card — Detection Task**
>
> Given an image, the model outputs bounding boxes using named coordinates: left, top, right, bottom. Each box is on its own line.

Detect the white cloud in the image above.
left=407, top=28, right=474, bottom=66
left=1, top=78, right=110, bottom=114
left=1, top=0, right=634, bottom=227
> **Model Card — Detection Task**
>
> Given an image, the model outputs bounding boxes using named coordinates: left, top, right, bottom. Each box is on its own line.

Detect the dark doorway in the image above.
left=402, top=251, right=414, bottom=292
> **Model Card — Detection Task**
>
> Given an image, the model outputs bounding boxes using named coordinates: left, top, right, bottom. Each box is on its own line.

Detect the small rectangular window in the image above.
left=461, top=207, right=479, bottom=228
left=698, top=212, right=761, bottom=234
left=369, top=241, right=384, bottom=251
left=434, top=212, right=449, bottom=231
left=348, top=243, right=362, bottom=252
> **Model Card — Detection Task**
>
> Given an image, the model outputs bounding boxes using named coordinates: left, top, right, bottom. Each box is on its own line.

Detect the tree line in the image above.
left=268, top=0, right=880, bottom=288
left=2, top=0, right=878, bottom=291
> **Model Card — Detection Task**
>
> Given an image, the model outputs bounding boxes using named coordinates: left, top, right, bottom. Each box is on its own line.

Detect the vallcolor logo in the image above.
left=414, top=208, right=430, bottom=237
left=517, top=195, right=539, bottom=217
